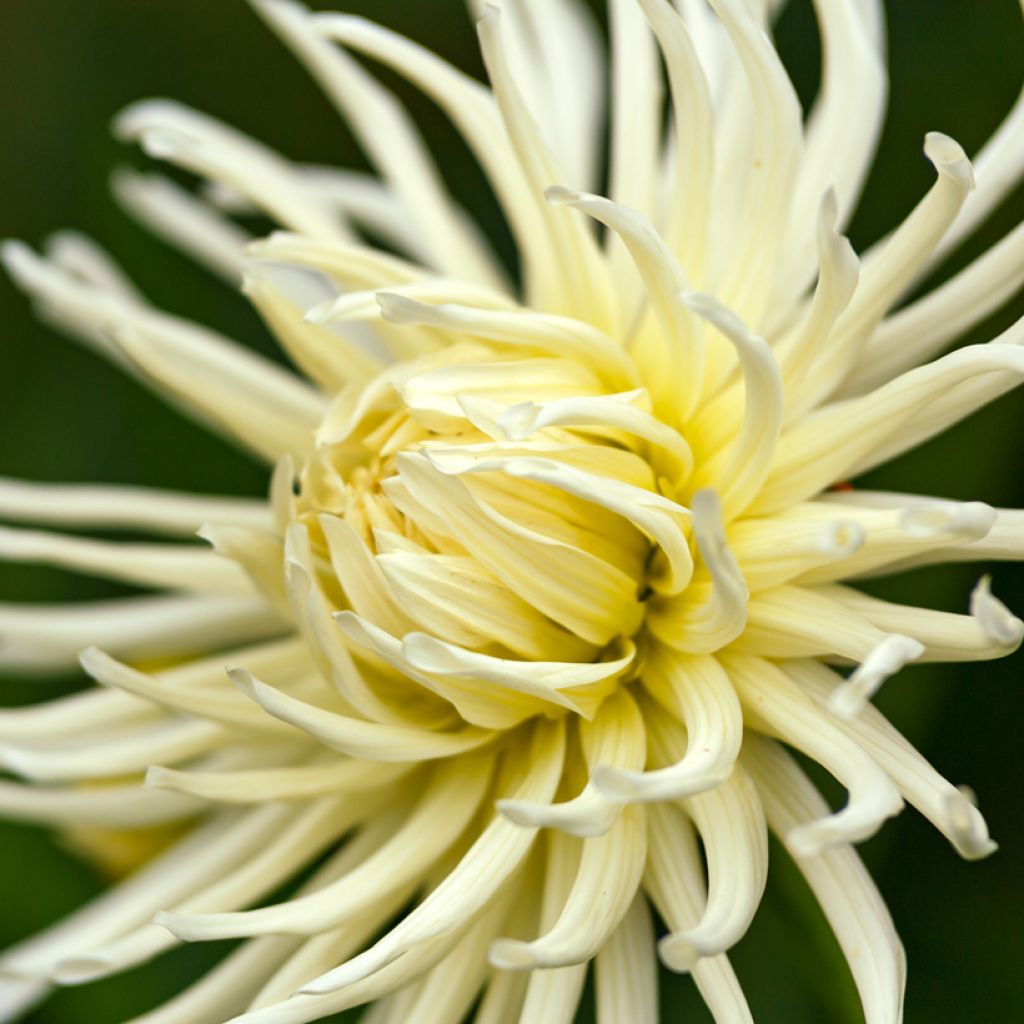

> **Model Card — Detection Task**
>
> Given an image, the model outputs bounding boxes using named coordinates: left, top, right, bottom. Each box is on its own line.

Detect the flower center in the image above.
left=287, top=335, right=697, bottom=727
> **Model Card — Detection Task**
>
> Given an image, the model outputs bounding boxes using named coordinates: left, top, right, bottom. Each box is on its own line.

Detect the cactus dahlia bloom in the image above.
left=2, top=0, right=1024, bottom=1020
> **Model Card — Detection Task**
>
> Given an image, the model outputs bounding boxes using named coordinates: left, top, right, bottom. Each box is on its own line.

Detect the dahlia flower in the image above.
left=2, top=0, right=1023, bottom=1021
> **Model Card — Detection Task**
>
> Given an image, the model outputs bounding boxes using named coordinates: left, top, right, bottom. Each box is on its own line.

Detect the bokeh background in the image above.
left=1, top=1, right=1022, bottom=1021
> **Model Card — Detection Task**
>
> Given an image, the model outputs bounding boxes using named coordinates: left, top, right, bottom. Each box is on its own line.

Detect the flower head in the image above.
left=2, top=0, right=1023, bottom=1022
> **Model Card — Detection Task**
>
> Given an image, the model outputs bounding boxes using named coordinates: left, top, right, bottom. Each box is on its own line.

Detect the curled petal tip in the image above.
left=544, top=185, right=581, bottom=205
left=487, top=938, right=538, bottom=971
left=657, top=933, right=700, bottom=973
left=923, top=131, right=974, bottom=189
left=970, top=575, right=1024, bottom=647
left=945, top=786, right=998, bottom=860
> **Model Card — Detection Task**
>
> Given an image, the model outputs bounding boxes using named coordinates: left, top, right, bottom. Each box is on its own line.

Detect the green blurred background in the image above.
left=1, top=1, right=1022, bottom=1021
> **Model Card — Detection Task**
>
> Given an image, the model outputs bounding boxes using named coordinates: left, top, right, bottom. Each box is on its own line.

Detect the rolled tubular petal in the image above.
left=0, top=594, right=286, bottom=674
left=545, top=187, right=703, bottom=423
left=743, top=735, right=906, bottom=1024
left=3, top=241, right=325, bottom=461
left=158, top=755, right=491, bottom=940
left=642, top=803, right=753, bottom=1022
left=657, top=761, right=768, bottom=970
left=252, top=0, right=507, bottom=292
left=683, top=293, right=784, bottom=518
left=114, top=100, right=346, bottom=241
left=498, top=689, right=645, bottom=837
left=594, top=650, right=742, bottom=803
left=785, top=658, right=997, bottom=859
left=298, top=719, right=565, bottom=995
left=230, top=668, right=495, bottom=762
left=112, top=169, right=250, bottom=283
left=648, top=489, right=748, bottom=652
left=723, top=653, right=904, bottom=854
left=0, top=525, right=250, bottom=595
left=0, top=477, right=271, bottom=536
left=594, top=894, right=658, bottom=1024
left=489, top=802, right=646, bottom=970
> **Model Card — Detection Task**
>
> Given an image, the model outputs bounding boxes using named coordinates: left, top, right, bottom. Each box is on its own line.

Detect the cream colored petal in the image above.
left=402, top=633, right=633, bottom=719
left=743, top=735, right=906, bottom=1024
left=146, top=756, right=409, bottom=805
left=642, top=802, right=754, bottom=1021
left=112, top=168, right=250, bottom=283
left=3, top=241, right=324, bottom=462
left=823, top=582, right=1024, bottom=662
left=498, top=688, right=645, bottom=836
left=511, top=830, right=587, bottom=1024
left=604, top=0, right=663, bottom=320
left=242, top=271, right=371, bottom=394
left=727, top=504, right=867, bottom=591
left=595, top=893, right=658, bottom=1024
left=115, top=100, right=345, bottom=240
left=311, top=12, right=561, bottom=316
left=853, top=315, right=1024, bottom=472
left=376, top=293, right=638, bottom=391
left=0, top=809, right=281, bottom=978
left=0, top=779, right=197, bottom=830
left=0, top=525, right=249, bottom=596
left=336, top=610, right=560, bottom=730
left=319, top=515, right=414, bottom=637
left=464, top=0, right=605, bottom=193
left=283, top=526, right=431, bottom=726
left=0, top=593, right=286, bottom=674
left=476, top=8, right=617, bottom=332
left=808, top=133, right=974, bottom=404
left=129, top=821, right=416, bottom=1024
left=0, top=687, right=153, bottom=743
left=252, top=0, right=507, bottom=291
left=398, top=357, right=603, bottom=429
left=390, top=453, right=642, bottom=645
left=365, top=883, right=517, bottom=1024
left=786, top=658, right=997, bottom=860
left=706, top=0, right=802, bottom=328
left=0, top=718, right=232, bottom=784
left=648, top=490, right=748, bottom=653
left=774, top=190, right=859, bottom=406
left=639, top=0, right=714, bottom=286
left=375, top=549, right=596, bottom=663
left=754, top=339, right=1024, bottom=515
left=426, top=450, right=690, bottom=594
left=0, top=979, right=48, bottom=1024
left=0, top=476, right=271, bottom=536
left=159, top=755, right=489, bottom=941
left=547, top=187, right=704, bottom=425
left=657, top=763, right=768, bottom=969
left=730, top=584, right=884, bottom=661
left=684, top=295, right=784, bottom=518
left=198, top=523, right=288, bottom=614
left=243, top=818, right=416, bottom=1009
left=596, top=650, right=742, bottom=803
left=774, top=0, right=884, bottom=314
left=58, top=794, right=362, bottom=983
left=497, top=391, right=693, bottom=484
left=852, top=218, right=1024, bottom=392
left=79, top=647, right=297, bottom=735
left=723, top=653, right=903, bottom=854
left=299, top=719, right=565, bottom=994
left=489, top=802, right=646, bottom=970
left=229, top=667, right=494, bottom=761
left=790, top=497, right=993, bottom=584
